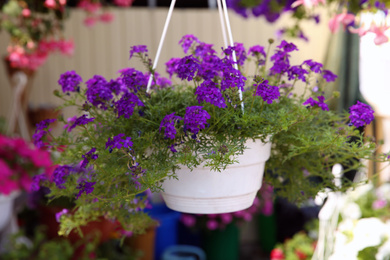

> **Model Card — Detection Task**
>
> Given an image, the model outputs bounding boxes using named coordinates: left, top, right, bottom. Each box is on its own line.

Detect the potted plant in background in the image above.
left=33, top=33, right=385, bottom=238
left=0, top=133, right=53, bottom=251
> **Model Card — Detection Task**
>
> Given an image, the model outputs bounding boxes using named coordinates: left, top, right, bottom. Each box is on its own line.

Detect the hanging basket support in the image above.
left=146, top=0, right=244, bottom=112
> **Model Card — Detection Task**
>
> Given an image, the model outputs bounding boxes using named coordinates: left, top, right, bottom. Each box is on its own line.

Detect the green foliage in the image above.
left=40, top=38, right=383, bottom=238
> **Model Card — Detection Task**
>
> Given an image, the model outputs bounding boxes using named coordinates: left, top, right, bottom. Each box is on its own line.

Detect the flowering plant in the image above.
left=33, top=33, right=383, bottom=236
left=330, top=182, right=390, bottom=259
left=0, top=134, right=53, bottom=196
left=270, top=231, right=317, bottom=260
left=0, top=0, right=133, bottom=70
left=228, top=0, right=390, bottom=45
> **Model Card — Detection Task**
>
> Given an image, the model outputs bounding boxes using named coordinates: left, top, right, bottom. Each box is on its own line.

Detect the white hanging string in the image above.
left=146, top=0, right=244, bottom=113
left=217, top=0, right=228, bottom=48
left=220, top=0, right=244, bottom=112
left=146, top=0, right=177, bottom=93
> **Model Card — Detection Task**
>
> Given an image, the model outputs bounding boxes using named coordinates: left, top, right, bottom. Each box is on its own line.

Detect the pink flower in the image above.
left=59, top=0, right=67, bottom=5
left=84, top=16, right=97, bottom=27
left=349, top=26, right=369, bottom=37
left=329, top=12, right=355, bottom=33
left=0, top=159, right=12, bottom=178
left=372, top=199, right=387, bottom=209
left=291, top=0, right=325, bottom=9
left=44, top=0, right=57, bottom=9
left=220, top=213, right=233, bottom=224
left=369, top=24, right=390, bottom=45
left=78, top=0, right=102, bottom=13
left=114, top=0, right=134, bottom=7
left=58, top=39, right=74, bottom=56
left=0, top=178, right=19, bottom=195
left=181, top=214, right=196, bottom=227
left=20, top=172, right=33, bottom=192
left=22, top=8, right=31, bottom=17
left=100, top=12, right=114, bottom=23
left=206, top=219, right=219, bottom=230
left=261, top=200, right=274, bottom=216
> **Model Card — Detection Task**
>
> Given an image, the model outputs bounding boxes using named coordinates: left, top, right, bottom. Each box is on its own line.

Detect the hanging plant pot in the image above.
left=161, top=139, right=272, bottom=214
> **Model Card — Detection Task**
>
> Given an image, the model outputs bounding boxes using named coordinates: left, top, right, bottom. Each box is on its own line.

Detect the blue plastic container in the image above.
left=146, top=203, right=181, bottom=260
left=162, top=245, right=206, bottom=260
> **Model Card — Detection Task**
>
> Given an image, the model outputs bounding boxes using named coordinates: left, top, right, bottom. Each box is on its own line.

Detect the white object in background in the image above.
left=359, top=11, right=390, bottom=182
left=0, top=191, right=20, bottom=252
left=7, top=72, right=30, bottom=141
left=312, top=164, right=343, bottom=260
left=161, top=139, right=272, bottom=214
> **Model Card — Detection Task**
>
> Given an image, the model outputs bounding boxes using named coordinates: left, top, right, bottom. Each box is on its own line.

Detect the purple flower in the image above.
left=128, top=164, right=146, bottom=190
left=67, top=115, right=95, bottom=132
left=55, top=209, right=69, bottom=223
left=107, top=78, right=126, bottom=95
left=80, top=148, right=98, bottom=169
left=106, top=134, right=133, bottom=150
left=169, top=144, right=178, bottom=153
left=270, top=50, right=291, bottom=75
left=58, top=71, right=82, bottom=93
left=159, top=113, right=183, bottom=139
left=221, top=61, right=246, bottom=91
left=33, top=119, right=56, bottom=148
left=303, top=96, right=329, bottom=111
left=145, top=72, right=172, bottom=89
left=303, top=60, right=323, bottom=73
left=129, top=45, right=148, bottom=59
left=85, top=75, right=112, bottom=109
left=176, top=55, right=200, bottom=81
left=181, top=214, right=196, bottom=227
left=52, top=165, right=73, bottom=189
left=226, top=0, right=248, bottom=18
left=288, top=65, right=308, bottom=82
left=197, top=55, right=223, bottom=80
left=30, top=174, right=48, bottom=192
left=322, top=69, right=338, bottom=82
left=76, top=180, right=96, bottom=199
left=165, top=58, right=181, bottom=79
left=248, top=45, right=266, bottom=65
left=224, top=44, right=246, bottom=66
left=184, top=106, right=211, bottom=135
left=349, top=101, right=375, bottom=128
left=179, top=34, right=199, bottom=54
left=206, top=219, right=219, bottom=230
left=277, top=40, right=298, bottom=52
left=119, top=68, right=148, bottom=93
left=253, top=80, right=280, bottom=104
left=114, top=92, right=144, bottom=119
left=195, top=80, right=226, bottom=108
left=194, top=42, right=216, bottom=59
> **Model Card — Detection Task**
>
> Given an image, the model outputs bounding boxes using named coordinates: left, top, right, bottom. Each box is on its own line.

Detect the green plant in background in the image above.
left=32, top=34, right=386, bottom=237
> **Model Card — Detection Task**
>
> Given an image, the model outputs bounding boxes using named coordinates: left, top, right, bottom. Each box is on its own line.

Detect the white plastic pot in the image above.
left=161, top=139, right=272, bottom=214
left=0, top=191, right=19, bottom=231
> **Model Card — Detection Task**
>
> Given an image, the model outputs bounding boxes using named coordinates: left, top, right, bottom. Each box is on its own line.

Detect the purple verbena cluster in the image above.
left=85, top=75, right=112, bottom=109
left=58, top=70, right=83, bottom=93
left=80, top=148, right=99, bottom=169
left=179, top=35, right=199, bottom=54
left=253, top=80, right=280, bottom=104
left=129, top=45, right=148, bottom=59
left=119, top=68, right=148, bottom=93
left=270, top=41, right=298, bottom=75
left=30, top=173, right=49, bottom=192
left=176, top=55, right=200, bottom=81
left=349, top=101, right=375, bottom=128
left=32, top=118, right=56, bottom=148
left=195, top=80, right=227, bottom=108
left=288, top=65, right=308, bottom=82
left=159, top=113, right=183, bottom=139
left=114, top=92, right=144, bottom=119
left=184, top=106, right=211, bottom=135
left=76, top=180, right=96, bottom=199
left=303, top=96, right=329, bottom=111
left=52, top=165, right=73, bottom=189
left=322, top=70, right=338, bottom=82
left=248, top=45, right=266, bottom=65
left=106, top=134, right=133, bottom=150
left=67, top=115, right=95, bottom=132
